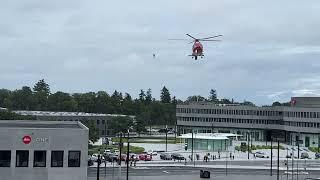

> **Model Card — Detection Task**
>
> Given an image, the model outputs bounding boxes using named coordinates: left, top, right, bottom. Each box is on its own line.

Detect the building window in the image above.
left=97, top=120, right=100, bottom=124
left=68, top=151, right=81, bottom=167
left=51, top=151, right=64, bottom=167
left=34, top=151, right=46, bottom=167
left=16, top=150, right=29, bottom=167
left=0, top=150, right=11, bottom=167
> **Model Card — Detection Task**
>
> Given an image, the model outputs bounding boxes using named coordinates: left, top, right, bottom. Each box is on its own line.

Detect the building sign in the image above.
left=35, top=137, right=49, bottom=143
left=22, top=135, right=32, bottom=144
left=22, top=136, right=49, bottom=144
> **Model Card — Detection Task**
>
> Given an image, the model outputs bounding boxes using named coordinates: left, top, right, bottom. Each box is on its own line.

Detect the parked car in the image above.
left=105, top=153, right=118, bottom=162
left=255, top=151, right=269, bottom=158
left=139, top=154, right=152, bottom=161
left=88, top=158, right=94, bottom=166
left=147, top=150, right=157, bottom=156
left=315, top=153, right=320, bottom=159
left=160, top=153, right=172, bottom=160
left=300, top=152, right=309, bottom=159
left=171, top=153, right=185, bottom=160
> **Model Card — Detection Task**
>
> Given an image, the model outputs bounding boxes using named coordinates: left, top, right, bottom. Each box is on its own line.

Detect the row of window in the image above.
left=0, top=150, right=81, bottom=168
left=177, top=108, right=282, bottom=116
left=284, top=121, right=320, bottom=128
left=284, top=111, right=320, bottom=118
left=178, top=116, right=320, bottom=128
left=178, top=117, right=282, bottom=125
left=177, top=108, right=320, bottom=119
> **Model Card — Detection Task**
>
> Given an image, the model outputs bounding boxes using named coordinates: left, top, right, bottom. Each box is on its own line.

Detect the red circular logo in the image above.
left=22, top=136, right=32, bottom=144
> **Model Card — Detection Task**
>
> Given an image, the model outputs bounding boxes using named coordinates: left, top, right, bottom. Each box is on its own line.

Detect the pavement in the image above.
left=87, top=166, right=320, bottom=180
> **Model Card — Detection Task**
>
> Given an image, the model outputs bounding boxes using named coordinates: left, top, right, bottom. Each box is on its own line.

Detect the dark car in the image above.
left=160, top=153, right=172, bottom=160
left=171, top=153, right=185, bottom=160
left=105, top=153, right=118, bottom=162
left=315, top=153, right=320, bottom=159
left=88, top=158, right=94, bottom=166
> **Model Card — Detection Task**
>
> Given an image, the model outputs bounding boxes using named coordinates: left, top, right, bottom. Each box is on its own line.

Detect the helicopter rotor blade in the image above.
left=201, top=39, right=221, bottom=42
left=186, top=34, right=197, bottom=40
left=199, top=35, right=223, bottom=40
left=168, top=39, right=189, bottom=41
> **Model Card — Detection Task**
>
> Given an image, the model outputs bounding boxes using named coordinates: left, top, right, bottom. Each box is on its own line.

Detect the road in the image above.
left=92, top=159, right=320, bottom=168
left=88, top=166, right=320, bottom=180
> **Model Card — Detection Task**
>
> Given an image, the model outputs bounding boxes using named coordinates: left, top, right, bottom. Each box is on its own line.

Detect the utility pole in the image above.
left=247, top=132, right=250, bottom=160
left=271, top=137, right=273, bottom=176
left=277, top=140, right=280, bottom=180
left=97, top=150, right=101, bottom=180
left=104, top=121, right=107, bottom=178
left=165, top=125, right=168, bottom=152
left=119, top=133, right=122, bottom=166
left=126, top=130, right=130, bottom=180
left=191, top=131, right=194, bottom=162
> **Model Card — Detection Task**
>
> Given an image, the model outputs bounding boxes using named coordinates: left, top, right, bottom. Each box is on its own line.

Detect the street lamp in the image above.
left=126, top=126, right=133, bottom=180
left=165, top=125, right=168, bottom=152
left=96, top=149, right=101, bottom=180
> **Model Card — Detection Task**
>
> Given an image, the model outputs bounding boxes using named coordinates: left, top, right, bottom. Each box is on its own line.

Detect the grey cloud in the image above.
left=1, top=0, right=320, bottom=105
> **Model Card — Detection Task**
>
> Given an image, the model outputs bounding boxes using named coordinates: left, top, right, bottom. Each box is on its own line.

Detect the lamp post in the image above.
left=97, top=149, right=101, bottom=180
left=270, top=136, right=273, bottom=176
left=247, top=132, right=250, bottom=160
left=165, top=125, right=168, bottom=152
left=194, top=131, right=197, bottom=167
left=277, top=140, right=280, bottom=180
left=126, top=127, right=132, bottom=180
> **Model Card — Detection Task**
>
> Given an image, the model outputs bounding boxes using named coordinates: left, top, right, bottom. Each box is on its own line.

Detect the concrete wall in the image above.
left=0, top=126, right=88, bottom=180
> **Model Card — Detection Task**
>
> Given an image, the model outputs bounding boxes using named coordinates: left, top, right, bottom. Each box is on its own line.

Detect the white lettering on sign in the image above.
left=35, top=138, right=49, bottom=143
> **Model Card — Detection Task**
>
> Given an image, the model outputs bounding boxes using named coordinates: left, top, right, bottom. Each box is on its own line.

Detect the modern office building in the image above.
left=0, top=120, right=88, bottom=180
left=177, top=97, right=320, bottom=148
left=13, top=110, right=135, bottom=137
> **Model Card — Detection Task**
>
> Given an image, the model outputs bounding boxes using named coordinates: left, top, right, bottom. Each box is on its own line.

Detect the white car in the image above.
left=147, top=150, right=157, bottom=156
left=255, top=151, right=269, bottom=158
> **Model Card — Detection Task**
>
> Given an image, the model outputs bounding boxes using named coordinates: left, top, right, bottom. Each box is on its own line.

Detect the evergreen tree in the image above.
left=145, top=88, right=152, bottom=104
left=139, top=89, right=146, bottom=102
left=160, top=86, right=171, bottom=103
left=33, top=79, right=50, bottom=110
left=209, top=89, right=217, bottom=102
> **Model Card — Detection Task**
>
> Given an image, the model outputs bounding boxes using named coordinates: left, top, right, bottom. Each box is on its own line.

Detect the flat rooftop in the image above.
left=0, top=120, right=87, bottom=129
left=13, top=110, right=135, bottom=118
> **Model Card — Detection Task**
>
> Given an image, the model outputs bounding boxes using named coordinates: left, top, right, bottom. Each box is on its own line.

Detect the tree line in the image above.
left=0, top=79, right=177, bottom=125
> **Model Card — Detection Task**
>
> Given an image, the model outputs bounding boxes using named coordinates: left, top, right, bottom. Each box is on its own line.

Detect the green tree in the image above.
left=160, top=86, right=171, bottom=103
left=109, top=116, right=134, bottom=134
left=48, top=92, right=77, bottom=111
left=134, top=115, right=147, bottom=136
left=94, top=91, right=111, bottom=113
left=209, top=89, right=217, bottom=102
left=0, top=89, right=10, bottom=108
left=73, top=92, right=96, bottom=112
left=139, top=89, right=146, bottom=102
left=186, top=95, right=206, bottom=102
left=82, top=120, right=99, bottom=143
left=145, top=88, right=152, bottom=104
left=33, top=79, right=50, bottom=110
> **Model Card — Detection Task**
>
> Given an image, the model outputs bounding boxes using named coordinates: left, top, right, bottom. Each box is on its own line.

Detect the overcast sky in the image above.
left=1, top=0, right=320, bottom=105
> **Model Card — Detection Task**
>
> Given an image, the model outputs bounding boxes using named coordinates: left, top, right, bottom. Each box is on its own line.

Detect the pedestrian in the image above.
left=230, top=152, right=232, bottom=158
left=218, top=154, right=220, bottom=159
left=232, top=155, right=235, bottom=160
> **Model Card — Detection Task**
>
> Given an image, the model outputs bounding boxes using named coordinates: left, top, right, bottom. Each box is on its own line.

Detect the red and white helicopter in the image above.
left=170, top=34, right=222, bottom=60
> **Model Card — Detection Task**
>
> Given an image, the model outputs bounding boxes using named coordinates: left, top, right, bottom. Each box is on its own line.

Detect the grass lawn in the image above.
left=88, top=144, right=145, bottom=155
left=111, top=137, right=182, bottom=144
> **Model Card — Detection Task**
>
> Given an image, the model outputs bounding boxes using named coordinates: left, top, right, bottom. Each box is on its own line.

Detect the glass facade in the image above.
left=186, top=139, right=228, bottom=151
